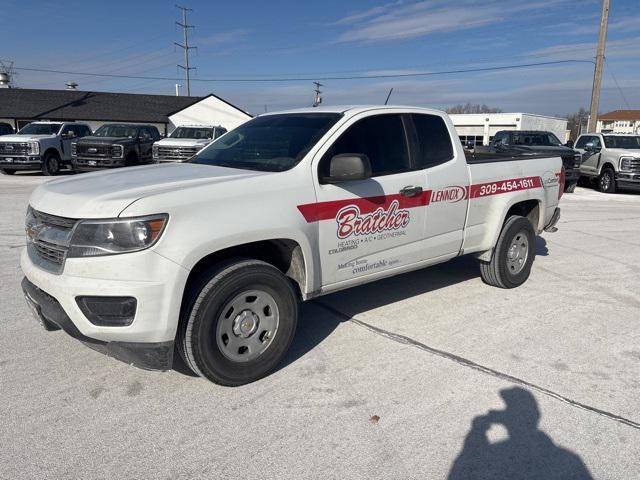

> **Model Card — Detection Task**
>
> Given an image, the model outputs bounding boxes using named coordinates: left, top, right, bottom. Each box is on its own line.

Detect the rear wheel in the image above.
left=480, top=216, right=536, bottom=289
left=41, top=151, right=61, bottom=176
left=177, top=259, right=298, bottom=386
left=597, top=167, right=616, bottom=193
left=1, top=169, right=16, bottom=175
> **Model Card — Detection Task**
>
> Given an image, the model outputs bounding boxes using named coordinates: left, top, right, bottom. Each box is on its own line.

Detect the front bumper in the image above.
left=617, top=172, right=640, bottom=186
left=20, top=247, right=190, bottom=370
left=72, top=157, right=125, bottom=170
left=0, top=155, right=42, bottom=169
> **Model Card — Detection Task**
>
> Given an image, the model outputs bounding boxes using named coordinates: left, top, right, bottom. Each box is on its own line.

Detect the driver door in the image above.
left=308, top=112, right=428, bottom=287
left=59, top=124, right=76, bottom=160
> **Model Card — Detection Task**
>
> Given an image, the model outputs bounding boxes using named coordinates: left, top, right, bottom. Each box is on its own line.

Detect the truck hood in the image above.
left=0, top=134, right=56, bottom=142
left=154, top=138, right=211, bottom=147
left=76, top=136, right=136, bottom=145
left=605, top=148, right=640, bottom=157
left=29, top=163, right=270, bottom=219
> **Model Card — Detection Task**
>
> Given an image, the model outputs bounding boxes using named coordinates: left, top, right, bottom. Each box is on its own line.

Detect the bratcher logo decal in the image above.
left=336, top=200, right=410, bottom=239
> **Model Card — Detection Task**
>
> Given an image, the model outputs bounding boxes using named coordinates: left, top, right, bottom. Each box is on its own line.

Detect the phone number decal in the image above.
left=469, top=176, right=542, bottom=198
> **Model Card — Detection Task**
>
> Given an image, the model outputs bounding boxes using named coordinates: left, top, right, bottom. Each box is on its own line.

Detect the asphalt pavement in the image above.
left=1, top=172, right=639, bottom=479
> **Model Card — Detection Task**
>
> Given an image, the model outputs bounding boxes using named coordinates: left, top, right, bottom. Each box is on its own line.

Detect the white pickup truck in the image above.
left=152, top=125, right=227, bottom=163
left=21, top=106, right=564, bottom=385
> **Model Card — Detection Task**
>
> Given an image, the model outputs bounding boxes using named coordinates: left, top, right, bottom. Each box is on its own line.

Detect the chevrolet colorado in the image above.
left=21, top=106, right=564, bottom=385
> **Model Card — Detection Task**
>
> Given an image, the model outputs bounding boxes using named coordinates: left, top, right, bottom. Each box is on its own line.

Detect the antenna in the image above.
left=313, top=81, right=323, bottom=107
left=384, top=87, right=394, bottom=105
left=175, top=5, right=196, bottom=96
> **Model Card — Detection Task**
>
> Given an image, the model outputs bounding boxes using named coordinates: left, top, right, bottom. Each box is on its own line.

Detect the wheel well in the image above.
left=43, top=148, right=60, bottom=159
left=184, top=239, right=307, bottom=301
left=126, top=151, right=138, bottom=159
left=505, top=200, right=539, bottom=230
left=601, top=162, right=615, bottom=172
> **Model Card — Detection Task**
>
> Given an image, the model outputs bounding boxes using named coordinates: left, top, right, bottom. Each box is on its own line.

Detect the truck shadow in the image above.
left=447, top=387, right=593, bottom=479
left=281, top=255, right=481, bottom=370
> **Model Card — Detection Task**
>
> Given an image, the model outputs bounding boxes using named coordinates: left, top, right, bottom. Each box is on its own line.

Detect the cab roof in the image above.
left=259, top=105, right=447, bottom=116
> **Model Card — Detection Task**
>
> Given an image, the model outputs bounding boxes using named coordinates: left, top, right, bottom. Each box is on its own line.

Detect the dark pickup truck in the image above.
left=473, top=130, right=581, bottom=192
left=72, top=124, right=161, bottom=171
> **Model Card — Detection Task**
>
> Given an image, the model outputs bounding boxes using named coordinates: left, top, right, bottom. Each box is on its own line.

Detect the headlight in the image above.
left=152, top=145, right=159, bottom=158
left=619, top=156, right=636, bottom=172
left=71, top=142, right=77, bottom=156
left=67, top=214, right=168, bottom=258
left=28, top=141, right=40, bottom=155
left=112, top=144, right=124, bottom=159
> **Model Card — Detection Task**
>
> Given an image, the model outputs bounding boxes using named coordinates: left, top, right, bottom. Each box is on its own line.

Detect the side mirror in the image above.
left=63, top=132, right=75, bottom=138
left=465, top=140, right=475, bottom=150
left=584, top=142, right=600, bottom=152
left=322, top=154, right=372, bottom=183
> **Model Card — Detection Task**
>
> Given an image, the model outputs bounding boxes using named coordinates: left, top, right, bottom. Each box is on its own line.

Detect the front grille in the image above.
left=0, top=142, right=29, bottom=155
left=156, top=145, right=201, bottom=162
left=28, top=209, right=77, bottom=274
left=623, top=158, right=640, bottom=173
left=76, top=144, right=117, bottom=157
left=33, top=239, right=67, bottom=265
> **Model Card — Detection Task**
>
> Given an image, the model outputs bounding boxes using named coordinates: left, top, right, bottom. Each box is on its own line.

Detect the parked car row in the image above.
left=0, top=121, right=225, bottom=175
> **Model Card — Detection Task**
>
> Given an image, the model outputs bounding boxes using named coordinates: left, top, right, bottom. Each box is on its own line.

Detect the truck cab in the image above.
left=575, top=133, right=640, bottom=193
left=152, top=125, right=227, bottom=163
left=0, top=121, right=92, bottom=175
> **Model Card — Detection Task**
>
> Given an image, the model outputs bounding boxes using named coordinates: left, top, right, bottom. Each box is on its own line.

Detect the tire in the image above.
left=177, top=259, right=298, bottom=386
left=480, top=216, right=536, bottom=289
left=564, top=181, right=577, bottom=193
left=597, top=167, right=616, bottom=193
left=1, top=169, right=16, bottom=175
left=41, top=151, right=61, bottom=176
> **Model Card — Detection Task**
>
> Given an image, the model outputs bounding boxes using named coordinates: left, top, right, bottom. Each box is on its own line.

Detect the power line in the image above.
left=604, top=59, right=631, bottom=109
left=10, top=59, right=595, bottom=84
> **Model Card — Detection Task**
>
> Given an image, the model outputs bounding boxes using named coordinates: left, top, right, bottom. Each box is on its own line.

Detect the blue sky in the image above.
left=1, top=0, right=639, bottom=116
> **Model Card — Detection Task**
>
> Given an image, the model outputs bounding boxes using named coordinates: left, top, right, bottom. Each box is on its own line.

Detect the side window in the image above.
left=215, top=128, right=227, bottom=139
left=492, top=132, right=508, bottom=146
left=149, top=127, right=160, bottom=140
left=592, top=136, right=602, bottom=148
left=140, top=128, right=152, bottom=140
left=321, top=114, right=410, bottom=178
left=411, top=114, right=454, bottom=168
left=575, top=136, right=590, bottom=148
left=61, top=124, right=75, bottom=137
left=79, top=125, right=91, bottom=137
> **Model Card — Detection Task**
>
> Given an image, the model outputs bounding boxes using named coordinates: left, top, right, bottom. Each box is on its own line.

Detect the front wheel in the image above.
left=178, top=259, right=298, bottom=386
left=41, top=152, right=61, bottom=176
left=597, top=168, right=616, bottom=193
left=480, top=216, right=536, bottom=289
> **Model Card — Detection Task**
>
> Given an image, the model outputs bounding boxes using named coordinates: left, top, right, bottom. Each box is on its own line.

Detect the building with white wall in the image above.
left=449, top=113, right=569, bottom=146
left=0, top=88, right=252, bottom=136
left=596, top=110, right=640, bottom=135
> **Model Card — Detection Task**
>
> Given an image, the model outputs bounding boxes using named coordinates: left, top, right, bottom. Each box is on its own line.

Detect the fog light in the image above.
left=76, top=296, right=137, bottom=326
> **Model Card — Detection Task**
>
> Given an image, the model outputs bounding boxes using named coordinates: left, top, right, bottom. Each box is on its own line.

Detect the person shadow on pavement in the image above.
left=448, top=387, right=593, bottom=480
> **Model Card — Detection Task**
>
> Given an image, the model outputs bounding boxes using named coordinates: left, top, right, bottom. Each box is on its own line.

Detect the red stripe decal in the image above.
left=468, top=176, right=541, bottom=199
left=297, top=191, right=432, bottom=223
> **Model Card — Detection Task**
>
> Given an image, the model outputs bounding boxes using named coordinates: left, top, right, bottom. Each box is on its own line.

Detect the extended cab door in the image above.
left=309, top=112, right=429, bottom=286
left=408, top=113, right=469, bottom=260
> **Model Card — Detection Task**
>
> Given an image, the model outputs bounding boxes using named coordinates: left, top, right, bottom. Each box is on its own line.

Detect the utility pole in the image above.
left=175, top=5, right=196, bottom=96
left=313, top=81, right=323, bottom=107
left=587, top=0, right=610, bottom=132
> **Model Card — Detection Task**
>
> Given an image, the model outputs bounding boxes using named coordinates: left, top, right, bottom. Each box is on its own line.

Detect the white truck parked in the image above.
left=0, top=121, right=92, bottom=175
left=152, top=125, right=227, bottom=163
left=574, top=133, right=640, bottom=193
left=21, top=106, right=564, bottom=385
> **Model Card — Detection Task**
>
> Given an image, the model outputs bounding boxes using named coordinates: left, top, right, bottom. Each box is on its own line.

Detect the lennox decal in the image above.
left=430, top=185, right=467, bottom=203
left=336, top=200, right=410, bottom=239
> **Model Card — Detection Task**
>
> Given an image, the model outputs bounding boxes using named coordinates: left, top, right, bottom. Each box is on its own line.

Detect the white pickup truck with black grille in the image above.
left=21, top=106, right=564, bottom=386
left=152, top=125, right=227, bottom=163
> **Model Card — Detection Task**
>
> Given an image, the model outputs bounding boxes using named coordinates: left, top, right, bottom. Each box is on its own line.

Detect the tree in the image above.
left=446, top=103, right=503, bottom=114
left=565, top=108, right=589, bottom=140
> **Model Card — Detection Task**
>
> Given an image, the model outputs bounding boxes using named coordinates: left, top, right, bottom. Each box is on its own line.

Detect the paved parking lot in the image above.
left=1, top=172, right=639, bottom=479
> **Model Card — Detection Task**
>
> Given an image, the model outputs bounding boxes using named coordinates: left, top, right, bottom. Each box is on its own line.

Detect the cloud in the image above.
left=195, top=29, right=251, bottom=47
left=527, top=36, right=640, bottom=61
left=334, top=0, right=567, bottom=43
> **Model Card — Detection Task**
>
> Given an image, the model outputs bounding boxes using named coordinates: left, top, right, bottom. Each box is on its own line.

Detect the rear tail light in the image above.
left=558, top=166, right=566, bottom=200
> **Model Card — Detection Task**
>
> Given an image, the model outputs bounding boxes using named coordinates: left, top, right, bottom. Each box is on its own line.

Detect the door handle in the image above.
left=399, top=185, right=423, bottom=197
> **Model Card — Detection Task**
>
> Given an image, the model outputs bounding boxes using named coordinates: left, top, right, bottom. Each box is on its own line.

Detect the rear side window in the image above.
left=321, top=114, right=410, bottom=177
left=411, top=114, right=454, bottom=168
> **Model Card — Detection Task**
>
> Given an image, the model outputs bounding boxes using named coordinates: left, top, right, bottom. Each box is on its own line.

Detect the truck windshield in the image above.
left=603, top=136, right=640, bottom=149
left=19, top=123, right=62, bottom=135
left=94, top=125, right=138, bottom=138
left=511, top=133, right=562, bottom=146
left=192, top=113, right=342, bottom=172
left=170, top=127, right=214, bottom=139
